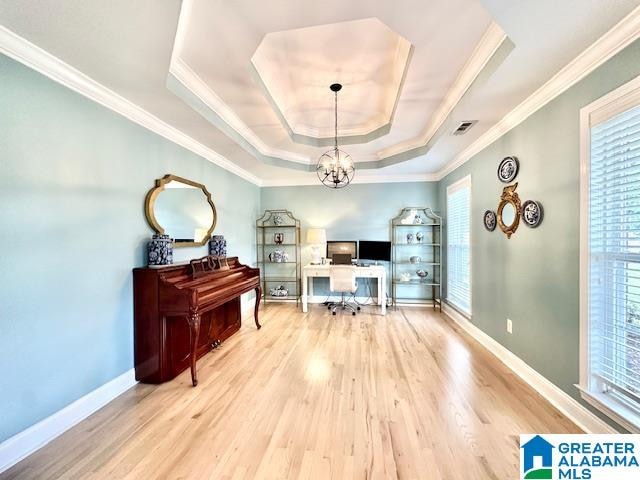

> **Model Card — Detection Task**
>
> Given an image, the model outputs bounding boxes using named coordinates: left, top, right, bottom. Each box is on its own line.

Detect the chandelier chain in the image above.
left=334, top=90, right=338, bottom=149
left=316, top=83, right=354, bottom=189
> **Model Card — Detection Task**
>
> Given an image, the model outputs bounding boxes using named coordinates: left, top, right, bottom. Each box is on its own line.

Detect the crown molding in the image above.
left=435, top=5, right=640, bottom=180
left=260, top=172, right=438, bottom=187
left=378, top=21, right=507, bottom=159
left=0, top=25, right=262, bottom=186
left=169, top=0, right=311, bottom=166
left=5, top=1, right=638, bottom=189
left=168, top=57, right=310, bottom=165
left=0, top=24, right=437, bottom=188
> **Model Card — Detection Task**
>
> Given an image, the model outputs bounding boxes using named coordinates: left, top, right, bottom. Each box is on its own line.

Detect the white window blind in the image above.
left=589, top=103, right=640, bottom=408
left=447, top=177, right=471, bottom=315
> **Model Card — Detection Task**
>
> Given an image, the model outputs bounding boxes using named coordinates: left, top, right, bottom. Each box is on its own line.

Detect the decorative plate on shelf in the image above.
left=497, top=156, right=519, bottom=183
left=521, top=200, right=543, bottom=228
left=483, top=210, right=497, bottom=231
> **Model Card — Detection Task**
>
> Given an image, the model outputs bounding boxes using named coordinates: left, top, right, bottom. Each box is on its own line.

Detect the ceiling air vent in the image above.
left=452, top=120, right=477, bottom=136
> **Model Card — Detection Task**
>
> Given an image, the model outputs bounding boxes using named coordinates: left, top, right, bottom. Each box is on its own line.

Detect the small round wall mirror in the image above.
left=145, top=174, right=217, bottom=247
left=497, top=183, right=521, bottom=239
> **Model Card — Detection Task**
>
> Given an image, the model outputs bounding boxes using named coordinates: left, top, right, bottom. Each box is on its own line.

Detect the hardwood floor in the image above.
left=1, top=304, right=580, bottom=479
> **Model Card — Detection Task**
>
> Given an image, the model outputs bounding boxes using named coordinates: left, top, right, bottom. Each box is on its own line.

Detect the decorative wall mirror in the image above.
left=145, top=174, right=217, bottom=248
left=497, top=183, right=522, bottom=239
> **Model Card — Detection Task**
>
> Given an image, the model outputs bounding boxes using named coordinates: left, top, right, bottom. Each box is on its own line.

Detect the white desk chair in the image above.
left=328, top=266, right=360, bottom=316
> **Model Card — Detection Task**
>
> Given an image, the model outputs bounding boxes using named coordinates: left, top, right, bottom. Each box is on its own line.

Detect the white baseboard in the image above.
left=441, top=304, right=617, bottom=434
left=0, top=369, right=137, bottom=474
left=0, top=293, right=255, bottom=474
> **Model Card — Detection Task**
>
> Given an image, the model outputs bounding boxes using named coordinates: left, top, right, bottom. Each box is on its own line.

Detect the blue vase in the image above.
left=209, top=235, right=227, bottom=256
left=147, top=234, right=173, bottom=266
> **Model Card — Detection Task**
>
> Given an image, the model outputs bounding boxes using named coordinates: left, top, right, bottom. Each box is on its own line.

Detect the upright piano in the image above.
left=133, top=256, right=261, bottom=386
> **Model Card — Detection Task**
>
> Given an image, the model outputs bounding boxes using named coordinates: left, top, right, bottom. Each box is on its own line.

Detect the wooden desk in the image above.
left=302, top=264, right=387, bottom=315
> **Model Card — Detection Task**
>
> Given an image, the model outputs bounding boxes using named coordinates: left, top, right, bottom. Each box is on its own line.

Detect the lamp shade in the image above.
left=306, top=228, right=327, bottom=245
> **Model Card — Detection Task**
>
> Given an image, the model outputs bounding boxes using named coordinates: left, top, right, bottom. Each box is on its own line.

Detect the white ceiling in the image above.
left=250, top=18, right=412, bottom=141
left=1, top=0, right=639, bottom=185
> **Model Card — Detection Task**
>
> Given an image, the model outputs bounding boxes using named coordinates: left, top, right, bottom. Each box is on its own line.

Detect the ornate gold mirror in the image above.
left=497, top=183, right=521, bottom=239
left=145, top=174, right=217, bottom=247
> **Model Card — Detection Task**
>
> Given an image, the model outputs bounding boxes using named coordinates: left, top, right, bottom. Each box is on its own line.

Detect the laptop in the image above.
left=332, top=253, right=353, bottom=265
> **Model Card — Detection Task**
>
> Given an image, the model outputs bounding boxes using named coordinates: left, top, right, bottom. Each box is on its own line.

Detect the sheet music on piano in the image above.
left=190, top=255, right=230, bottom=278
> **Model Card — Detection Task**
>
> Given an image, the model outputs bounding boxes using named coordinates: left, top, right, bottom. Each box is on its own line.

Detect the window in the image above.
left=580, top=76, right=640, bottom=432
left=446, top=176, right=472, bottom=315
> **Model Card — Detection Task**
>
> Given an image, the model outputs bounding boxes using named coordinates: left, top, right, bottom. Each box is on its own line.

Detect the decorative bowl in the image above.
left=410, top=255, right=421, bottom=264
left=416, top=269, right=429, bottom=280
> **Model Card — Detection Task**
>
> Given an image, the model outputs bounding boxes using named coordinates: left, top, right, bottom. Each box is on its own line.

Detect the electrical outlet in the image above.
left=507, top=318, right=513, bottom=334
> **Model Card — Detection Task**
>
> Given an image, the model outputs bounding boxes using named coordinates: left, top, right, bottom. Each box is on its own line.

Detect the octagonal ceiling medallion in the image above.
left=251, top=18, right=412, bottom=147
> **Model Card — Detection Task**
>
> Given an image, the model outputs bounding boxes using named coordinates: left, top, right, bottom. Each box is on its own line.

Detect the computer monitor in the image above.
left=326, top=241, right=357, bottom=261
left=358, top=240, right=391, bottom=262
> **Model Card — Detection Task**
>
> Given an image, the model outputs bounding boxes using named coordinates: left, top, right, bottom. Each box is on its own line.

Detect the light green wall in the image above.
left=438, top=38, right=640, bottom=428
left=261, top=182, right=439, bottom=242
left=261, top=183, right=439, bottom=296
left=4, top=28, right=640, bottom=444
left=0, top=54, right=260, bottom=442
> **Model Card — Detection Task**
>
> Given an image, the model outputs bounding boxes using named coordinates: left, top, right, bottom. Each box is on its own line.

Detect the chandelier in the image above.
left=316, top=83, right=355, bottom=188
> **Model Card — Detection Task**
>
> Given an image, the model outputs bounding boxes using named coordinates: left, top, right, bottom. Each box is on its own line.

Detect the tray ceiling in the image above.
left=168, top=0, right=504, bottom=170
left=1, top=0, right=639, bottom=184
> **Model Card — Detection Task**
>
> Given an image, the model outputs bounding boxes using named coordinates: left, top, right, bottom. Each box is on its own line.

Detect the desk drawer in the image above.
left=357, top=270, right=379, bottom=278
left=305, top=268, right=325, bottom=277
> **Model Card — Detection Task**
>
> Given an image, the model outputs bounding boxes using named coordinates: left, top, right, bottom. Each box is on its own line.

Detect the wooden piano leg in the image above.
left=188, top=312, right=201, bottom=386
left=254, top=286, right=262, bottom=329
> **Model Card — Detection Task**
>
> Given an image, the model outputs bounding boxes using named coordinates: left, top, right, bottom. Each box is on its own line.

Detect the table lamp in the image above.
left=306, top=228, right=326, bottom=265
